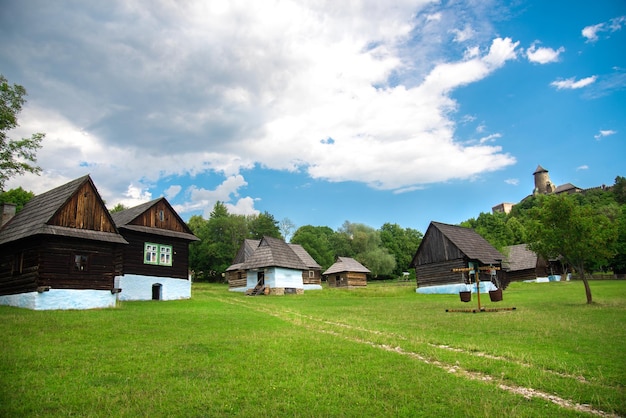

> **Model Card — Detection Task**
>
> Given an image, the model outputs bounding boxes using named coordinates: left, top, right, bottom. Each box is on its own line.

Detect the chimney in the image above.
left=1, top=203, right=17, bottom=227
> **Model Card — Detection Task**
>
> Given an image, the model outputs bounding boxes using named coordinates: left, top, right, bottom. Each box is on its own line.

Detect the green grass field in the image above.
left=1, top=280, right=625, bottom=417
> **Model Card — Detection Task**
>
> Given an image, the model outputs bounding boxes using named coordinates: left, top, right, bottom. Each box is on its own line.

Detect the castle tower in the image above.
left=533, top=165, right=554, bottom=194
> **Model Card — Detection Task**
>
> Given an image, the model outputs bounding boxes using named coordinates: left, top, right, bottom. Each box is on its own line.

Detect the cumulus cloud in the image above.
left=582, top=16, right=626, bottom=42
left=594, top=129, right=617, bottom=140
left=526, top=42, right=564, bottom=64
left=1, top=0, right=520, bottom=212
left=550, top=76, right=597, bottom=90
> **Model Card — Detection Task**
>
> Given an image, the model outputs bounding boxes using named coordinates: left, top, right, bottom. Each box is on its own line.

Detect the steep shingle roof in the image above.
left=111, top=197, right=198, bottom=241
left=503, top=244, right=537, bottom=271
left=289, top=243, right=321, bottom=269
left=226, top=239, right=260, bottom=272
left=241, top=236, right=307, bottom=270
left=431, top=221, right=504, bottom=264
left=0, top=175, right=127, bottom=245
left=323, top=257, right=370, bottom=275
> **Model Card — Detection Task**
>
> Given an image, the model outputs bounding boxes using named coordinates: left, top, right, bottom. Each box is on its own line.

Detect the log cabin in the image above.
left=323, top=257, right=370, bottom=288
left=409, top=221, right=504, bottom=294
left=226, top=236, right=321, bottom=295
left=111, top=197, right=198, bottom=301
left=0, top=175, right=128, bottom=310
left=501, top=243, right=565, bottom=286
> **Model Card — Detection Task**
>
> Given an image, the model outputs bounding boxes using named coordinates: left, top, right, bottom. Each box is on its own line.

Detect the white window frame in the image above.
left=144, top=243, right=172, bottom=266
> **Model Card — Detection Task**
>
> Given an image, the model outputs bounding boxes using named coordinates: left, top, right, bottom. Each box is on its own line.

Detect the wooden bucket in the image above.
left=459, top=291, right=472, bottom=303
left=489, top=288, right=503, bottom=302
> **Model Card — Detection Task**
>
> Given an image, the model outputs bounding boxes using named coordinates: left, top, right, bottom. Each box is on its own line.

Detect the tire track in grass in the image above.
left=217, top=297, right=618, bottom=417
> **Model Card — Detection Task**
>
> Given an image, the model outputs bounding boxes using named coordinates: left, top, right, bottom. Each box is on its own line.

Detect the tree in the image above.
left=379, top=223, right=423, bottom=276
left=336, top=221, right=395, bottom=277
left=526, top=194, right=618, bottom=304
left=0, top=186, right=34, bottom=213
left=247, top=211, right=282, bottom=239
left=291, top=225, right=336, bottom=270
left=279, top=217, right=296, bottom=242
left=613, top=175, right=626, bottom=205
left=1, top=75, right=44, bottom=191
left=109, top=203, right=129, bottom=214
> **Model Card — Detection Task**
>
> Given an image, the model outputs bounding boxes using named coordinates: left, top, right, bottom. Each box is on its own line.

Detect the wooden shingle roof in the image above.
left=503, top=244, right=538, bottom=271
left=111, top=197, right=198, bottom=241
left=323, top=257, right=370, bottom=275
left=241, top=236, right=307, bottom=270
left=226, top=239, right=260, bottom=272
left=289, top=243, right=322, bottom=269
left=424, top=221, right=504, bottom=265
left=0, top=175, right=127, bottom=245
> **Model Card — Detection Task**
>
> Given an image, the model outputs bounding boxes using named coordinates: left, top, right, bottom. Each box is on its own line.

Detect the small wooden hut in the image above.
left=0, top=175, right=128, bottom=310
left=410, top=221, right=504, bottom=293
left=111, top=197, right=198, bottom=301
left=323, top=257, right=370, bottom=288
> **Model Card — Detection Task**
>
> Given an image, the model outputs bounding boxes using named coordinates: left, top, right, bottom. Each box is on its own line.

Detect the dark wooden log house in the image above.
left=111, top=197, right=198, bottom=301
left=0, top=175, right=128, bottom=310
left=410, top=221, right=504, bottom=292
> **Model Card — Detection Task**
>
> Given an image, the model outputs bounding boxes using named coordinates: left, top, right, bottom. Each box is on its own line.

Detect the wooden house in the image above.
left=502, top=244, right=565, bottom=286
left=111, top=197, right=198, bottom=301
left=289, top=243, right=322, bottom=287
left=409, top=221, right=504, bottom=294
left=226, top=239, right=262, bottom=290
left=226, top=236, right=321, bottom=295
left=0, top=175, right=128, bottom=310
left=323, top=257, right=370, bottom=288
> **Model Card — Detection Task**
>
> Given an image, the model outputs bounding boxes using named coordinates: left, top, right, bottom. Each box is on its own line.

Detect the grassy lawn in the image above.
left=1, top=280, right=625, bottom=417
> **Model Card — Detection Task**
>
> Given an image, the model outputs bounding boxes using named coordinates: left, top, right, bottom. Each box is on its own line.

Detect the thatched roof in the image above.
left=323, top=257, right=370, bottom=275
left=0, top=175, right=127, bottom=245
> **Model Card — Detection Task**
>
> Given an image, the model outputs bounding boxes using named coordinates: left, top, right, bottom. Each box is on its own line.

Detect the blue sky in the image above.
left=1, top=0, right=624, bottom=234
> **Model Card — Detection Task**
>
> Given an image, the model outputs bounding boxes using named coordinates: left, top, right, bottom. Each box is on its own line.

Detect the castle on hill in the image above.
left=492, top=165, right=607, bottom=214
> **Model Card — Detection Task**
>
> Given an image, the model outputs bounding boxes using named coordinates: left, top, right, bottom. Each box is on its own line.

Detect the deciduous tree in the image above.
left=526, top=194, right=618, bottom=304
left=0, top=75, right=44, bottom=191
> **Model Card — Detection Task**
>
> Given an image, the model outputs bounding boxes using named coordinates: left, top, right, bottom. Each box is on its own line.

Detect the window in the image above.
left=308, top=270, right=315, bottom=278
left=144, top=243, right=173, bottom=266
left=74, top=254, right=89, bottom=271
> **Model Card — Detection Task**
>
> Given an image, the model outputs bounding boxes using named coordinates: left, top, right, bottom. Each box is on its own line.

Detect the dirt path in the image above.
left=218, top=297, right=620, bottom=418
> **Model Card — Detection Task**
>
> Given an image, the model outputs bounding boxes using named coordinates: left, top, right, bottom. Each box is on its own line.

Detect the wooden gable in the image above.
left=49, top=179, right=117, bottom=233
left=127, top=198, right=191, bottom=234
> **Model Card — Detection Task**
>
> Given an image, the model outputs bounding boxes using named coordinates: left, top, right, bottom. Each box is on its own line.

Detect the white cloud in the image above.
left=582, top=16, right=626, bottom=42
left=164, top=185, right=182, bottom=200
left=504, top=178, right=519, bottom=186
left=451, top=25, right=475, bottom=42
left=594, top=129, right=617, bottom=140
left=577, top=165, right=589, bottom=171
left=526, top=42, right=564, bottom=64
left=550, top=76, right=597, bottom=90
left=2, top=0, right=521, bottom=207
left=225, top=197, right=260, bottom=216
